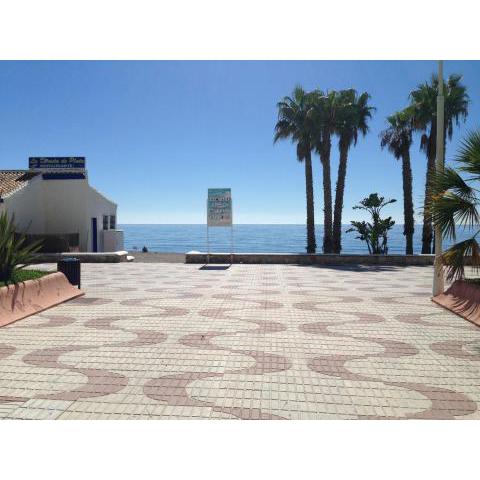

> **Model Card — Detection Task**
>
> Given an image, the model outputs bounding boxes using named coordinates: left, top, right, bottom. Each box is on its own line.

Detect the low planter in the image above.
left=0, top=272, right=84, bottom=328
left=432, top=280, right=480, bottom=327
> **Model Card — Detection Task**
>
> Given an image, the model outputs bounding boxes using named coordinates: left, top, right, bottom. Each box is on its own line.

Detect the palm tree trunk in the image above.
left=333, top=142, right=348, bottom=253
left=421, top=124, right=437, bottom=254
left=421, top=154, right=435, bottom=254
left=401, top=148, right=414, bottom=255
left=320, top=135, right=333, bottom=253
left=304, top=151, right=316, bottom=253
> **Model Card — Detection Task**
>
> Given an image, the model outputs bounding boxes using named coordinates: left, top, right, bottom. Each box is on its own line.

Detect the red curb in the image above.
left=0, top=272, right=84, bottom=328
left=432, top=280, right=480, bottom=328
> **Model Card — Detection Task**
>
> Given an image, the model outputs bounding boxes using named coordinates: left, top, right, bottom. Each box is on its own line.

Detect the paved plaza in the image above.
left=1, top=262, right=479, bottom=420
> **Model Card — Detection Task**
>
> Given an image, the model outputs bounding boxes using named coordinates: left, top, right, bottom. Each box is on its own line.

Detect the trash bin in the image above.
left=57, top=258, right=81, bottom=289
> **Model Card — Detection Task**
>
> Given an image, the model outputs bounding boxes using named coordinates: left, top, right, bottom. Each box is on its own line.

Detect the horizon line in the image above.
left=118, top=222, right=415, bottom=226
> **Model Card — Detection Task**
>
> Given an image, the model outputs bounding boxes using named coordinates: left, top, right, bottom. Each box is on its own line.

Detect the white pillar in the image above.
left=433, top=60, right=445, bottom=296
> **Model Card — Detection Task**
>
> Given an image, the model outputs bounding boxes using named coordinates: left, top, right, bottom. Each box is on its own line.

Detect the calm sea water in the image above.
left=119, top=224, right=475, bottom=254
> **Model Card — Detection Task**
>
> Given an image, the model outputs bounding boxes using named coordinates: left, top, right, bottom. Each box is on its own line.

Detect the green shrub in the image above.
left=346, top=193, right=396, bottom=255
left=0, top=212, right=43, bottom=283
left=0, top=269, right=47, bottom=287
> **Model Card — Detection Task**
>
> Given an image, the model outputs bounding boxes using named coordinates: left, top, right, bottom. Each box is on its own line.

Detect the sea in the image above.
left=119, top=224, right=475, bottom=254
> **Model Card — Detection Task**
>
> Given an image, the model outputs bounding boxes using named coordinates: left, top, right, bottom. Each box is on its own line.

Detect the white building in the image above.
left=0, top=157, right=123, bottom=252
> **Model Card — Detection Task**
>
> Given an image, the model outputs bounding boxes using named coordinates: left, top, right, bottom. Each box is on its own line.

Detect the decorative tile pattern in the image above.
left=1, top=263, right=479, bottom=419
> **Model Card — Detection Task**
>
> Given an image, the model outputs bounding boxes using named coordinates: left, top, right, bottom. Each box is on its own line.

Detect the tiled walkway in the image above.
left=1, top=263, right=479, bottom=419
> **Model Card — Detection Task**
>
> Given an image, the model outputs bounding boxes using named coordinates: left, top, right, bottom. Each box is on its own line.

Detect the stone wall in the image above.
left=185, top=252, right=436, bottom=266
left=32, top=251, right=129, bottom=263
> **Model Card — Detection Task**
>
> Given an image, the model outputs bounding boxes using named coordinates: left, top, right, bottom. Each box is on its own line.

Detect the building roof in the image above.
left=0, top=170, right=39, bottom=200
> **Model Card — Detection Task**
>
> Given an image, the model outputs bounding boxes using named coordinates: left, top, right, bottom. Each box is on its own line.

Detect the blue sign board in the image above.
left=207, top=188, right=232, bottom=226
left=29, top=157, right=86, bottom=169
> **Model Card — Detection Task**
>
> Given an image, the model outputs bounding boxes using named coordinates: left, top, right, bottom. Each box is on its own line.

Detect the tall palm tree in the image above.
left=430, top=130, right=480, bottom=281
left=274, top=86, right=317, bottom=253
left=311, top=90, right=339, bottom=253
left=409, top=73, right=469, bottom=254
left=332, top=89, right=374, bottom=253
left=380, top=110, right=415, bottom=254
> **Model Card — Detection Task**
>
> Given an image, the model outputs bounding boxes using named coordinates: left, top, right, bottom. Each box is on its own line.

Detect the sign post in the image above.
left=207, top=188, right=233, bottom=264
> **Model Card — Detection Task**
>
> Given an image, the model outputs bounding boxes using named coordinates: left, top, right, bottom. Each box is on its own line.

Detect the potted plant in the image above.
left=1, top=212, right=85, bottom=327
left=430, top=130, right=480, bottom=325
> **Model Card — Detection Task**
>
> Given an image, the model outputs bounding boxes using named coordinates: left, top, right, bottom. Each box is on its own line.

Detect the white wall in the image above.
left=3, top=176, right=45, bottom=233
left=103, top=229, right=124, bottom=251
left=42, top=178, right=89, bottom=249
left=3, top=173, right=118, bottom=252
left=86, top=185, right=117, bottom=251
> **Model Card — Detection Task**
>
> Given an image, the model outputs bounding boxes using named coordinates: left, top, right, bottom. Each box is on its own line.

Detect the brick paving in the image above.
left=1, top=263, right=479, bottom=419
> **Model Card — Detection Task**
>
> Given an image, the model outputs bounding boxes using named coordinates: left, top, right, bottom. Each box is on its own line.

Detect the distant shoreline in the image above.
left=120, top=223, right=415, bottom=226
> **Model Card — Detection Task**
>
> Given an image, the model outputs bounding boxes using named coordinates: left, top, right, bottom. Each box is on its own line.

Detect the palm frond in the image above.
left=431, top=167, right=476, bottom=201
left=455, top=130, right=480, bottom=178
left=273, top=119, right=295, bottom=144
left=431, top=192, right=479, bottom=240
left=273, top=86, right=315, bottom=163
left=379, top=110, right=413, bottom=160
left=442, top=236, right=480, bottom=281
left=293, top=85, right=307, bottom=104
left=335, top=89, right=374, bottom=149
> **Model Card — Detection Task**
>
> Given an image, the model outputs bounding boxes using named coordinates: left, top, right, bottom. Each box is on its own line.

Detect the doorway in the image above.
left=91, top=217, right=98, bottom=252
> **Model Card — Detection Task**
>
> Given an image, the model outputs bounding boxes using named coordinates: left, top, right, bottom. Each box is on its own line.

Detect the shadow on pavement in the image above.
left=199, top=265, right=231, bottom=270
left=294, top=264, right=431, bottom=272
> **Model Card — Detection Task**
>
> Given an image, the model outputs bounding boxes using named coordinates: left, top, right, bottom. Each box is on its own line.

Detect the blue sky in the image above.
left=1, top=60, right=479, bottom=224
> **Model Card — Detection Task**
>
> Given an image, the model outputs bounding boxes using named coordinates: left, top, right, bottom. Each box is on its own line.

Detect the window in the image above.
left=103, top=215, right=109, bottom=230
left=109, top=215, right=116, bottom=230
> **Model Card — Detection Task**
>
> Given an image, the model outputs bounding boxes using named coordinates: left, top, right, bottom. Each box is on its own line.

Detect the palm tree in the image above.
left=409, top=73, right=469, bottom=254
left=274, top=86, right=317, bottom=253
left=311, top=90, right=339, bottom=253
left=430, top=130, right=480, bottom=281
left=380, top=110, right=415, bottom=254
left=332, top=89, right=374, bottom=253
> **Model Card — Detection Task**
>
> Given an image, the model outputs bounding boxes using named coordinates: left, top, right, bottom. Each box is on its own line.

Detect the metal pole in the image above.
left=230, top=197, right=233, bottom=265
left=433, top=60, right=445, bottom=296
left=206, top=226, right=209, bottom=264
left=206, top=198, right=210, bottom=264
left=230, top=225, right=234, bottom=265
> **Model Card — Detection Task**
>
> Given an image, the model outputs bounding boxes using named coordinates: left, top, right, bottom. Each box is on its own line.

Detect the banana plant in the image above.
left=346, top=193, right=396, bottom=254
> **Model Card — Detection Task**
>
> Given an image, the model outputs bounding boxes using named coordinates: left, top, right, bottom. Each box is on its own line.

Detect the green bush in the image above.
left=346, top=193, right=396, bottom=255
left=0, top=212, right=43, bottom=283
left=0, top=269, right=47, bottom=287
